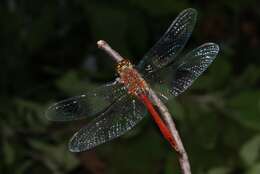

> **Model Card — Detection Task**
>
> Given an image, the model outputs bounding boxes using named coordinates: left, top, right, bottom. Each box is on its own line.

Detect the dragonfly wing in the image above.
left=45, top=81, right=127, bottom=121
left=146, top=43, right=220, bottom=100
left=69, top=95, right=147, bottom=152
left=138, top=8, right=197, bottom=74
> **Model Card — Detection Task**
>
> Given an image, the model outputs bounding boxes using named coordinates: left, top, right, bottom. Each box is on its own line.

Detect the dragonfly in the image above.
left=45, top=8, right=219, bottom=152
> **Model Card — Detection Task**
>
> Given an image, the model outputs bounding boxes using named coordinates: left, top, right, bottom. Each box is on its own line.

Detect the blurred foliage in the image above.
left=0, top=0, right=259, bottom=174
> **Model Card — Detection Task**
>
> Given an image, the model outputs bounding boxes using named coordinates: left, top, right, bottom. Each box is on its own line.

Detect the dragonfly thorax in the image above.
left=116, top=59, right=148, bottom=96
left=116, top=59, right=133, bottom=73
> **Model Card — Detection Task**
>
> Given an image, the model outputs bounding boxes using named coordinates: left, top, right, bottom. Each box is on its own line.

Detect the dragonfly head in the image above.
left=116, top=59, right=133, bottom=74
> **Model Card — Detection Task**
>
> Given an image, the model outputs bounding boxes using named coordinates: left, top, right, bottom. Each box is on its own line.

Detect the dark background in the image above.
left=0, top=0, right=260, bottom=174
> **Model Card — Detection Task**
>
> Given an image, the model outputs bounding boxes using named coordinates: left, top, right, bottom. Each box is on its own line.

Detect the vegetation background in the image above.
left=0, top=0, right=259, bottom=174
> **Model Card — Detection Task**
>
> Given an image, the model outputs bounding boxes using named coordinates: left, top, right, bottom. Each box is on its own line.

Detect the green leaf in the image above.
left=14, top=99, right=48, bottom=130
left=207, top=166, right=231, bottom=174
left=16, top=160, right=33, bottom=174
left=238, top=65, right=260, bottom=87
left=228, top=91, right=260, bottom=130
left=192, top=57, right=232, bottom=90
left=56, top=71, right=99, bottom=95
left=101, top=128, right=167, bottom=174
left=3, top=141, right=15, bottom=165
left=29, top=140, right=78, bottom=171
left=246, top=163, right=260, bottom=174
left=164, top=154, right=179, bottom=174
left=240, top=135, right=260, bottom=167
left=167, top=98, right=185, bottom=121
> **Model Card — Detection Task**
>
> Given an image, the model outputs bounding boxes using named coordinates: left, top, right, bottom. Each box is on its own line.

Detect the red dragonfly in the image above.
left=46, top=8, right=219, bottom=152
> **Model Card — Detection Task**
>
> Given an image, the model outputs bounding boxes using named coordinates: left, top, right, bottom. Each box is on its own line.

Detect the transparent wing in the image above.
left=45, top=81, right=127, bottom=121
left=145, top=43, right=220, bottom=101
left=69, top=95, right=147, bottom=152
left=138, top=8, right=197, bottom=74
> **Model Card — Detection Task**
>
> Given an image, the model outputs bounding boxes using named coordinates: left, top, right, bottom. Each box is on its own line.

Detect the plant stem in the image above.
left=97, top=40, right=192, bottom=174
left=149, top=89, right=191, bottom=174
left=97, top=40, right=124, bottom=62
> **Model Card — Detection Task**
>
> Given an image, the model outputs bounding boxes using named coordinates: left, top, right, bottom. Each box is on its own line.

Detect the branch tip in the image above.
left=97, top=40, right=106, bottom=48
left=96, top=40, right=123, bottom=62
